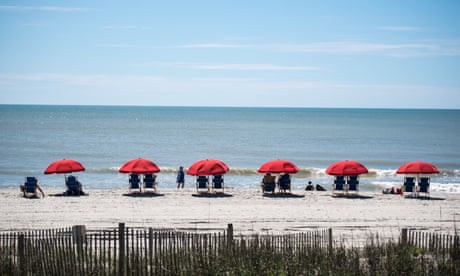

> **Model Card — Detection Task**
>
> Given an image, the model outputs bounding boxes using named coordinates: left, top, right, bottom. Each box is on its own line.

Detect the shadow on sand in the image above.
left=332, top=194, right=374, bottom=199
left=122, top=193, right=165, bottom=198
left=49, top=193, right=89, bottom=197
left=404, top=195, right=445, bottom=201
left=22, top=195, right=41, bottom=199
left=262, top=193, right=305, bottom=198
left=192, top=193, right=233, bottom=198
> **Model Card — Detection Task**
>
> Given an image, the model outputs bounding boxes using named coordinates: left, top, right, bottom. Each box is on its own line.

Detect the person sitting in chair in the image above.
left=65, top=175, right=85, bottom=195
left=277, top=173, right=291, bottom=193
left=261, top=173, right=276, bottom=193
left=20, top=177, right=45, bottom=198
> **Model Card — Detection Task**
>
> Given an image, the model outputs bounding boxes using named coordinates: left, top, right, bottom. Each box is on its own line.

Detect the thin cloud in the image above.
left=102, top=25, right=137, bottom=30
left=178, top=43, right=253, bottom=49
left=278, top=41, right=460, bottom=57
left=282, top=42, right=435, bottom=53
left=96, top=43, right=161, bottom=49
left=132, top=62, right=323, bottom=71
left=99, top=39, right=460, bottom=57
left=379, top=26, right=421, bottom=31
left=169, top=63, right=322, bottom=71
left=176, top=40, right=460, bottom=57
left=0, top=73, right=164, bottom=86
left=102, top=25, right=151, bottom=30
left=0, top=5, right=89, bottom=12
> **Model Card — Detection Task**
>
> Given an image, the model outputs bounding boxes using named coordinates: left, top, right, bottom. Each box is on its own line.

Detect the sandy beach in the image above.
left=1, top=187, right=459, bottom=245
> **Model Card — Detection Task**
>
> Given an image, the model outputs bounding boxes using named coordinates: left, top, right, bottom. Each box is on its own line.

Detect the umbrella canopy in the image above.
left=325, top=160, right=368, bottom=176
left=44, top=159, right=85, bottom=174
left=119, top=158, right=161, bottom=174
left=257, top=159, right=299, bottom=174
left=396, top=161, right=439, bottom=174
left=187, top=159, right=229, bottom=176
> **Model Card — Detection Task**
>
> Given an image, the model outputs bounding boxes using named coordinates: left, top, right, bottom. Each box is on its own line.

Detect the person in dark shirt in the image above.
left=176, top=166, right=185, bottom=188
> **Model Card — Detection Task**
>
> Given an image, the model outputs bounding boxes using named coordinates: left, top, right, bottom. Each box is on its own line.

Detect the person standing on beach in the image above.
left=176, top=166, right=185, bottom=188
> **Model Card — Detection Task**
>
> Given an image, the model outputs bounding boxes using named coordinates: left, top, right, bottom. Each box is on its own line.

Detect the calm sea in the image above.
left=1, top=105, right=459, bottom=193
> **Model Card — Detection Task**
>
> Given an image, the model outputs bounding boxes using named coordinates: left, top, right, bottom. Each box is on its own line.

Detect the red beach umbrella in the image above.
left=396, top=161, right=439, bottom=174
left=258, top=159, right=299, bottom=174
left=119, top=158, right=161, bottom=174
left=325, top=160, right=368, bottom=176
left=44, top=159, right=85, bottom=174
left=187, top=159, right=229, bottom=176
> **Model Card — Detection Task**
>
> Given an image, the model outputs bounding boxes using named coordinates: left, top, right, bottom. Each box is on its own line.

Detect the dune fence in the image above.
left=0, top=224, right=458, bottom=275
left=402, top=228, right=460, bottom=251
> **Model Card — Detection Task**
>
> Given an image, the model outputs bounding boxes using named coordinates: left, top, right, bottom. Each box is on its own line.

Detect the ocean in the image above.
left=1, top=105, right=459, bottom=193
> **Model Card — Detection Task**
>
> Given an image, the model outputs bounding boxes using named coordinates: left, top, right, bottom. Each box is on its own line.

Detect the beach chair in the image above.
left=278, top=174, right=291, bottom=193
left=403, top=177, right=416, bottom=196
left=347, top=176, right=359, bottom=194
left=263, top=181, right=276, bottom=193
left=418, top=177, right=430, bottom=197
left=129, top=174, right=141, bottom=193
left=24, top=176, right=38, bottom=197
left=332, top=176, right=345, bottom=195
left=261, top=174, right=276, bottom=194
left=211, top=175, right=224, bottom=193
left=66, top=175, right=82, bottom=195
left=196, top=176, right=209, bottom=193
left=143, top=174, right=157, bottom=193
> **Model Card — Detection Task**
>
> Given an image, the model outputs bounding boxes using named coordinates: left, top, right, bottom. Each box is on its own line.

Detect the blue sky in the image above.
left=1, top=1, right=459, bottom=108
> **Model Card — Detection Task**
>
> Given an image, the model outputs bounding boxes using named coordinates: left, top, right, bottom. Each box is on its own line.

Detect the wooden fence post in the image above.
left=227, top=223, right=233, bottom=247
left=401, top=228, right=408, bottom=244
left=328, top=228, right=333, bottom=253
left=18, top=234, right=25, bottom=276
left=118, top=223, right=125, bottom=276
left=72, top=225, right=86, bottom=248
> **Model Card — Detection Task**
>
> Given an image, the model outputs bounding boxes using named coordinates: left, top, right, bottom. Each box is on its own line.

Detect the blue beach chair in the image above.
left=22, top=176, right=45, bottom=198
left=333, top=176, right=345, bottom=195
left=418, top=177, right=430, bottom=197
left=278, top=174, right=291, bottom=193
left=129, top=174, right=141, bottom=193
left=347, top=176, right=359, bottom=194
left=261, top=174, right=276, bottom=194
left=403, top=177, right=416, bottom=196
left=196, top=176, right=209, bottom=193
left=66, top=175, right=83, bottom=195
left=23, top=177, right=39, bottom=197
left=211, top=175, right=224, bottom=193
left=263, top=182, right=275, bottom=193
left=143, top=174, right=158, bottom=193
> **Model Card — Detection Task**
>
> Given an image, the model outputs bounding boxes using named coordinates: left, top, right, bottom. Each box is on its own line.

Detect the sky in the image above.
left=1, top=1, right=459, bottom=108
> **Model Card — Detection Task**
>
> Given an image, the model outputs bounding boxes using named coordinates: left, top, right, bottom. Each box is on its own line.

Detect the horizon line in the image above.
left=1, top=103, right=458, bottom=111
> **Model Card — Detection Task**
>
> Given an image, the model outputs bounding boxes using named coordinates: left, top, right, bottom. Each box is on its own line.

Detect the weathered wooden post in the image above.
left=72, top=224, right=86, bottom=271
left=401, top=228, right=408, bottom=244
left=148, top=227, right=153, bottom=273
left=118, top=223, right=125, bottom=276
left=328, top=228, right=333, bottom=253
left=18, top=234, right=25, bottom=276
left=72, top=225, right=86, bottom=247
left=227, top=223, right=233, bottom=247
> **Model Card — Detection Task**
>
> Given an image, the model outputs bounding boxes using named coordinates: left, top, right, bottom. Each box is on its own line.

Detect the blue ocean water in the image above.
left=1, top=105, right=459, bottom=192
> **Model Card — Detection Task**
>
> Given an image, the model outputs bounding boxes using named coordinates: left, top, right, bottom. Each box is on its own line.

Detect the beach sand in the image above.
left=1, top=187, right=458, bottom=245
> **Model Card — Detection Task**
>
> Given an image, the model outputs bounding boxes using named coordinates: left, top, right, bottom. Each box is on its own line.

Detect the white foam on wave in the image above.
left=430, top=183, right=460, bottom=193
